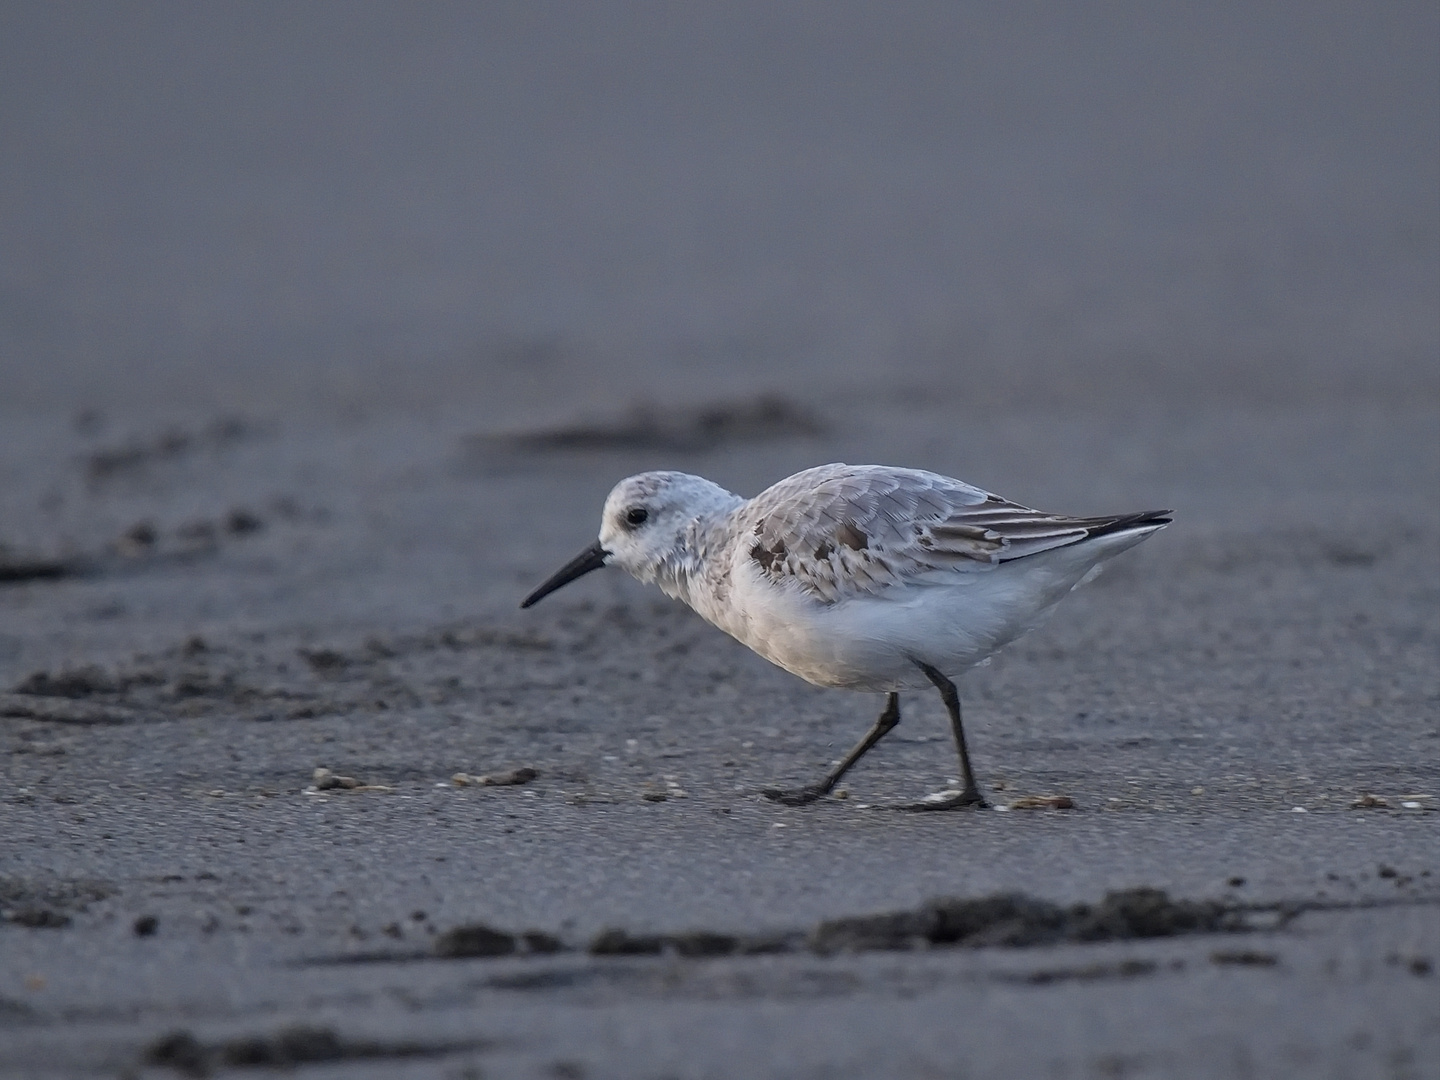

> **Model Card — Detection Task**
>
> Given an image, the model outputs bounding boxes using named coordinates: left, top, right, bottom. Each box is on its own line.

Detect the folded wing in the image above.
left=739, top=463, right=1169, bottom=602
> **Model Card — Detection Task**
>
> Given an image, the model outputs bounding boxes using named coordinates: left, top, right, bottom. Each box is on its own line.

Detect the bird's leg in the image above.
left=899, top=661, right=989, bottom=811
left=762, top=693, right=900, bottom=806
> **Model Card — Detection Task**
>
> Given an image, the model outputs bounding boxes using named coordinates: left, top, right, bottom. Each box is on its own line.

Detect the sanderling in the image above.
left=522, top=463, right=1170, bottom=810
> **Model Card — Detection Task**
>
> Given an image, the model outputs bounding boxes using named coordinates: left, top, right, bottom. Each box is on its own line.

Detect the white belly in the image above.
left=686, top=528, right=1153, bottom=691
left=731, top=574, right=1045, bottom=690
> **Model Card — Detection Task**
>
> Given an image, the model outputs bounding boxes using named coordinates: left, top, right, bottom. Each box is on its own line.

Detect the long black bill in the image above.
left=520, top=541, right=611, bottom=609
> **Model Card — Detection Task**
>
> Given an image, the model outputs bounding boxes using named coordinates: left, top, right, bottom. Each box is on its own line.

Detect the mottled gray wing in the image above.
left=738, top=463, right=1165, bottom=602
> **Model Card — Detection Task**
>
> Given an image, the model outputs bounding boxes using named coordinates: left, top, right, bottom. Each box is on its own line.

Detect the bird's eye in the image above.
left=625, top=506, right=649, bottom=527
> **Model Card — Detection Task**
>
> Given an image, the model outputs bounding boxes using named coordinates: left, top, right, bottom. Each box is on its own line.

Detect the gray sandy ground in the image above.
left=2, top=4, right=1438, bottom=1079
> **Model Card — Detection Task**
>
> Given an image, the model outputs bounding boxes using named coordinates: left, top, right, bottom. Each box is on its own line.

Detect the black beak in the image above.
left=520, top=541, right=610, bottom=608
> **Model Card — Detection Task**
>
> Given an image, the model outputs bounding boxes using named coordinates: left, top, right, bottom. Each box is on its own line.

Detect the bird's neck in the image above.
left=651, top=501, right=743, bottom=613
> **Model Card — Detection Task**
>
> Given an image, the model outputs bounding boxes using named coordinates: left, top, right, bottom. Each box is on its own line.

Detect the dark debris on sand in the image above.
left=466, top=394, right=826, bottom=459
left=433, top=924, right=565, bottom=959
left=420, top=889, right=1271, bottom=965
left=144, top=1025, right=487, bottom=1077
left=0, top=552, right=74, bottom=584
left=810, top=888, right=1248, bottom=954
left=85, top=416, right=256, bottom=483
left=0, top=609, right=640, bottom=728
left=0, top=878, right=114, bottom=930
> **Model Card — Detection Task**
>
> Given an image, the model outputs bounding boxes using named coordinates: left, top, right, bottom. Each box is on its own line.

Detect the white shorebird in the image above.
left=522, top=464, right=1170, bottom=809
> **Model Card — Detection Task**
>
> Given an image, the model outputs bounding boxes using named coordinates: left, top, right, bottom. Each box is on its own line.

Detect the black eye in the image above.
left=625, top=506, right=649, bottom=527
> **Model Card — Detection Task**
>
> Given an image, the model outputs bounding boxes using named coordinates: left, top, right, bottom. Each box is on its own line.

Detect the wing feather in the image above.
left=736, top=464, right=1168, bottom=602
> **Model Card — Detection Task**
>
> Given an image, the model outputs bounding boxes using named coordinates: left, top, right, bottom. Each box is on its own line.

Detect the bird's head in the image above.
left=520, top=471, right=739, bottom=607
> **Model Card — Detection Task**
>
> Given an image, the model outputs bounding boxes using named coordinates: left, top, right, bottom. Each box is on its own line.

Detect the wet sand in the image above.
left=2, top=4, right=1437, bottom=1078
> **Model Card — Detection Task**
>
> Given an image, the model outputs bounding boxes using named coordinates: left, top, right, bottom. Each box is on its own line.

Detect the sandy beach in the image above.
left=2, top=4, right=1437, bottom=1077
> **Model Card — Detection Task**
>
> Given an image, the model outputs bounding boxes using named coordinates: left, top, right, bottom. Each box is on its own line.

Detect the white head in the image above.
left=520, top=471, right=740, bottom=607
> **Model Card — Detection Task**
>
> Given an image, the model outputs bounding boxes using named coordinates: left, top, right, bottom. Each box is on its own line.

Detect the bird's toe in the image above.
left=894, top=789, right=990, bottom=812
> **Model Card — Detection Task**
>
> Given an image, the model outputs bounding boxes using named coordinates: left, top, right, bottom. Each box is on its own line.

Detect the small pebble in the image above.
left=454, top=767, right=538, bottom=787
left=312, top=768, right=363, bottom=790
left=480, top=767, right=538, bottom=786
left=312, top=767, right=390, bottom=792
left=1009, top=794, right=1076, bottom=810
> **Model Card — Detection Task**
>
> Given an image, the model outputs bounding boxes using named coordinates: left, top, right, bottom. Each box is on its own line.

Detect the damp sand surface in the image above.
left=2, top=392, right=1436, bottom=1080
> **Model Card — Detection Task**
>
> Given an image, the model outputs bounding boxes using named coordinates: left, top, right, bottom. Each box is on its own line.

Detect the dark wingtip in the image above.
left=1081, top=509, right=1173, bottom=540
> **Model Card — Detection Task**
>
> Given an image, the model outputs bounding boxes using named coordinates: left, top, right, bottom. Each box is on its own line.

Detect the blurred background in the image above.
left=3, top=1, right=1436, bottom=428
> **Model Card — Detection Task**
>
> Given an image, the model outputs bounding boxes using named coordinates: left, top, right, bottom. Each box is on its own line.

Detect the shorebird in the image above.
left=522, top=464, right=1170, bottom=809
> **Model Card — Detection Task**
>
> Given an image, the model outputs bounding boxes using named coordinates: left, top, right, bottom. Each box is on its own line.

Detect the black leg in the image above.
left=904, top=661, right=989, bottom=810
left=762, top=693, right=901, bottom=805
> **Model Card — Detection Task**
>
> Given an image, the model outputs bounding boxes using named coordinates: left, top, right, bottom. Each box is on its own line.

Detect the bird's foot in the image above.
left=893, top=787, right=990, bottom=812
left=761, top=783, right=833, bottom=806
